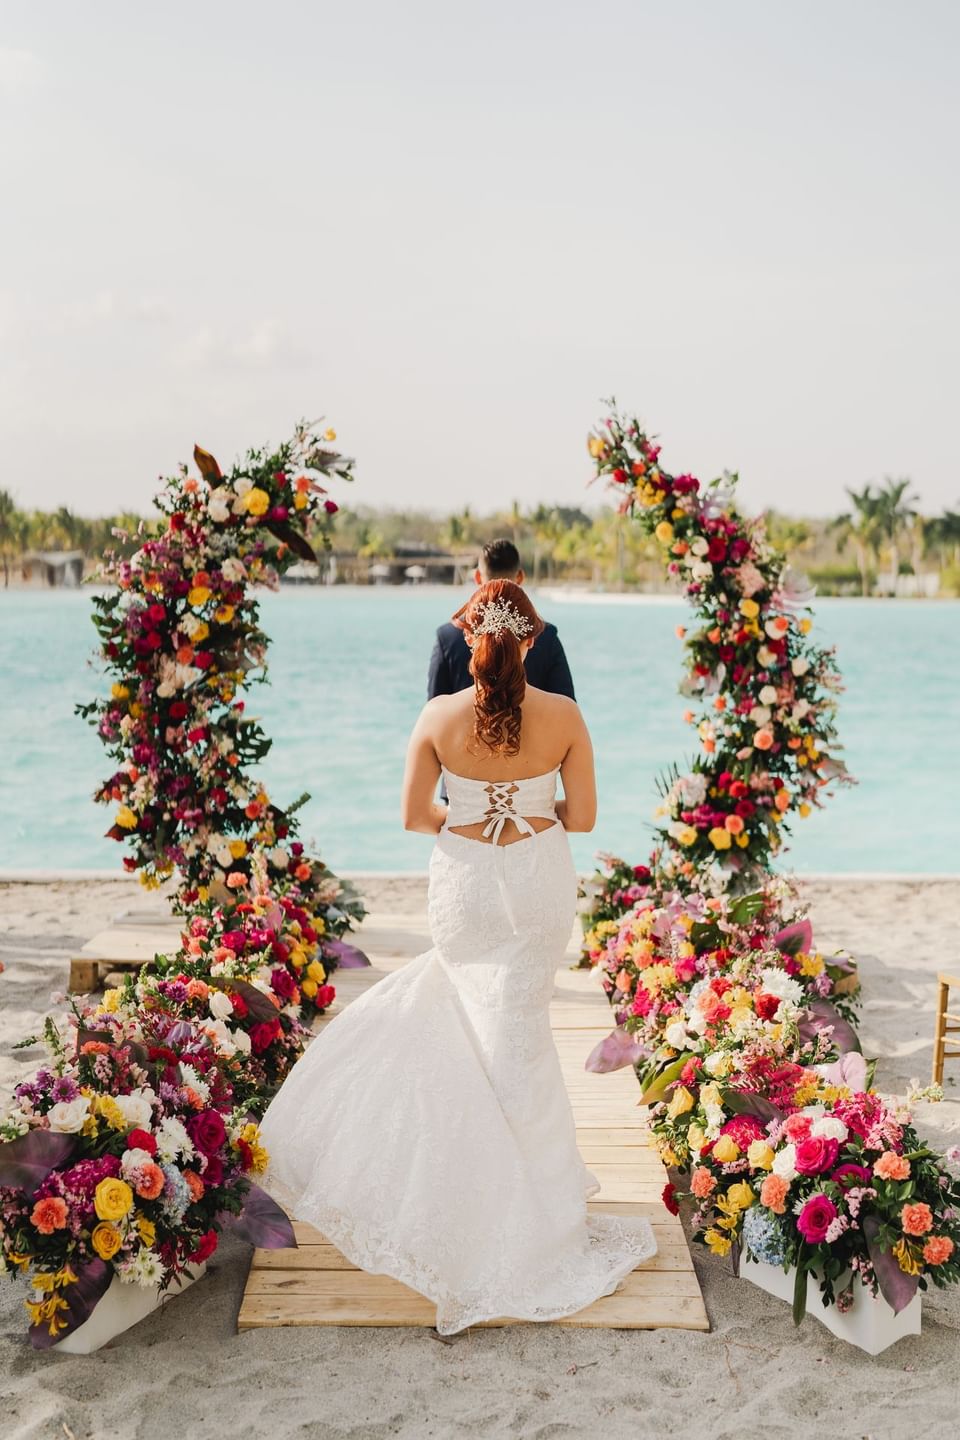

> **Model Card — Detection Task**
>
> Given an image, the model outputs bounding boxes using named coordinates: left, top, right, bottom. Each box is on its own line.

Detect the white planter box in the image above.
left=53, top=1262, right=207, bottom=1354
left=741, top=1255, right=920, bottom=1355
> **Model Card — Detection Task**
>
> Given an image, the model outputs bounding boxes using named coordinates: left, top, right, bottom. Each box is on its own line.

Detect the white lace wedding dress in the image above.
left=259, top=767, right=656, bottom=1332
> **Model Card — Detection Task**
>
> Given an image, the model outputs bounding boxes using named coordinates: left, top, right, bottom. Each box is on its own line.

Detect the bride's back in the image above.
left=430, top=684, right=577, bottom=781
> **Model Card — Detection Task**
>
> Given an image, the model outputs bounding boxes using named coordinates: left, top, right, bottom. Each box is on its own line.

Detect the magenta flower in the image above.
left=796, top=1193, right=838, bottom=1243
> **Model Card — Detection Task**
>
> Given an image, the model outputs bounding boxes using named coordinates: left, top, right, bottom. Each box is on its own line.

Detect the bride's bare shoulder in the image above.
left=525, top=687, right=583, bottom=728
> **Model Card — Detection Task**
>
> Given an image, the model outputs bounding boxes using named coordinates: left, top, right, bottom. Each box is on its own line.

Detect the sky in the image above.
left=2, top=1, right=959, bottom=520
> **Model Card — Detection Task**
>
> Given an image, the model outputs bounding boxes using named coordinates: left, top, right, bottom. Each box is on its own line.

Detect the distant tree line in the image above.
left=1, top=484, right=958, bottom=595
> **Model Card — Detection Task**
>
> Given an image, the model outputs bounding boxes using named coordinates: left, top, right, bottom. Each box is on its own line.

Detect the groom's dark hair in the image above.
left=479, top=538, right=521, bottom=579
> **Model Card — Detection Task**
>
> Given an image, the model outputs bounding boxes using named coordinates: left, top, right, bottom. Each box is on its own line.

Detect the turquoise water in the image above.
left=1, top=589, right=957, bottom=876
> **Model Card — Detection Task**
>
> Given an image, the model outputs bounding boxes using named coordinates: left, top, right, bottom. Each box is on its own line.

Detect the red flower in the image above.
left=230, top=992, right=249, bottom=1019
left=250, top=1020, right=282, bottom=1054
left=169, top=700, right=188, bottom=720
left=795, top=1135, right=841, bottom=1176
left=316, top=984, right=336, bottom=1009
left=706, top=538, right=727, bottom=563
left=127, top=1128, right=157, bottom=1154
left=662, top=1182, right=680, bottom=1216
left=323, top=499, right=339, bottom=514
left=187, top=1109, right=227, bottom=1156
left=190, top=1229, right=219, bottom=1263
left=754, top=992, right=780, bottom=1021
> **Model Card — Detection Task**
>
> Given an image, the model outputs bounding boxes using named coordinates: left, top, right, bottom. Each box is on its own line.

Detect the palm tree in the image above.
left=830, top=485, right=882, bottom=596
left=0, top=488, right=18, bottom=586
left=874, top=477, right=919, bottom=589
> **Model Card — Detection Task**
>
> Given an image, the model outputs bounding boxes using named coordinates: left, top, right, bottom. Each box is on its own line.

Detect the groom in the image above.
left=427, top=538, right=576, bottom=700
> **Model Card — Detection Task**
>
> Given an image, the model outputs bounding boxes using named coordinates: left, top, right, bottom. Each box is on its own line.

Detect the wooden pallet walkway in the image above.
left=238, top=912, right=709, bottom=1333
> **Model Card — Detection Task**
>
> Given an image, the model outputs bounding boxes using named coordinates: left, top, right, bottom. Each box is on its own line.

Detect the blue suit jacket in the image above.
left=427, top=620, right=575, bottom=701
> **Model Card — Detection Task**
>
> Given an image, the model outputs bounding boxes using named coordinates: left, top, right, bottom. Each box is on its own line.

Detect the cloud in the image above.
left=0, top=47, right=45, bottom=99
left=62, top=290, right=116, bottom=326
left=174, top=320, right=311, bottom=371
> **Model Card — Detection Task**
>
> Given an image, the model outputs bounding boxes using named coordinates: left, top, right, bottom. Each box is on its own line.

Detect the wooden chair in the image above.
left=932, top=973, right=960, bottom=1085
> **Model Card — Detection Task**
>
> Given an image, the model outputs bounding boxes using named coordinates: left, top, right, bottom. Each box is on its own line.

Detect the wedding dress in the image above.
left=259, top=766, right=656, bottom=1332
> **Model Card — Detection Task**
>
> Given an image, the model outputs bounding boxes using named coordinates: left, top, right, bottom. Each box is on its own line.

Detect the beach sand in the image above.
left=1, top=875, right=959, bottom=1440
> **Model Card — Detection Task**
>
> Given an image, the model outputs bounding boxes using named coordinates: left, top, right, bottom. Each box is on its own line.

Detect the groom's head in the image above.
left=475, top=538, right=525, bottom=587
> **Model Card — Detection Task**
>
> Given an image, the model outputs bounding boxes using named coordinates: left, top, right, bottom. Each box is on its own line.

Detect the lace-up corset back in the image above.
left=442, top=767, right=559, bottom=844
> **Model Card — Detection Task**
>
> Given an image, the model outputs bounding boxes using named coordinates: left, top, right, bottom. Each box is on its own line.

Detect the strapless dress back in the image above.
left=259, top=767, right=656, bottom=1332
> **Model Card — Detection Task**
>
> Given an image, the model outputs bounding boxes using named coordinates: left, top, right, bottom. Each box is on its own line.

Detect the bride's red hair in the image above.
left=452, top=580, right=544, bottom=755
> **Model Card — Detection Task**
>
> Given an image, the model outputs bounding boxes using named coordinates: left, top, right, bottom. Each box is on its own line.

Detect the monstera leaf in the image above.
left=0, top=1130, right=78, bottom=1197
left=225, top=1183, right=297, bottom=1250
left=584, top=1027, right=644, bottom=1074
left=29, top=1258, right=114, bottom=1350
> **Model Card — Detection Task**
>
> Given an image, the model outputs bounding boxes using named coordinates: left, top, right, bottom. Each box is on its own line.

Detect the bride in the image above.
left=259, top=579, right=656, bottom=1331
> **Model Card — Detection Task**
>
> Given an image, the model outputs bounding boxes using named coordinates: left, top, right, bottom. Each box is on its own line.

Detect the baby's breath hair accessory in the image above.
left=472, top=598, right=534, bottom=641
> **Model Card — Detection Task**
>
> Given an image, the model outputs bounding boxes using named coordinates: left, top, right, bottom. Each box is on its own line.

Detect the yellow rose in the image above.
left=799, top=617, right=812, bottom=633
left=704, top=1227, right=732, bottom=1257
left=191, top=621, right=210, bottom=644
left=736, top=833, right=750, bottom=847
left=687, top=1124, right=706, bottom=1151
left=187, top=585, right=212, bottom=608
left=728, top=1005, right=753, bottom=1029
left=228, top=839, right=248, bottom=860
left=94, top=1178, right=134, bottom=1222
left=699, top=1083, right=721, bottom=1108
left=136, top=1215, right=156, bottom=1247
left=306, top=960, right=326, bottom=983
left=798, top=803, right=811, bottom=818
left=712, top=1135, right=740, bottom=1163
left=294, top=492, right=308, bottom=510
left=115, top=806, right=138, bottom=830
left=91, top=1223, right=122, bottom=1261
left=739, top=598, right=760, bottom=619
left=244, top=487, right=270, bottom=517
left=666, top=1085, right=695, bottom=1120
left=654, top=521, right=674, bottom=544
left=98, top=988, right=121, bottom=1014
left=708, top=826, right=732, bottom=851
left=300, top=977, right=318, bottom=999
left=747, top=1140, right=775, bottom=1171
left=725, top=1181, right=755, bottom=1212
left=111, top=683, right=130, bottom=700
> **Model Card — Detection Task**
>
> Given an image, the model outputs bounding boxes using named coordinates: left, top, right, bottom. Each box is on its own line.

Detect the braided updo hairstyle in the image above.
left=451, top=580, right=545, bottom=755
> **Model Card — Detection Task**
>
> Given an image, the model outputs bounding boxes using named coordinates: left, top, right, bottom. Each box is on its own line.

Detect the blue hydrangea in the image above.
left=742, top=1204, right=787, bottom=1265
left=161, top=1163, right=191, bottom=1223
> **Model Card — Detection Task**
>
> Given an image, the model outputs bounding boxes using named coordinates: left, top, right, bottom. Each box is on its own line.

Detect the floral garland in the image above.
left=76, top=422, right=366, bottom=1021
left=583, top=405, right=853, bottom=905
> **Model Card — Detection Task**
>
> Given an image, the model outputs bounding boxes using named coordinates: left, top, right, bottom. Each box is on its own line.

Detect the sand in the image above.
left=1, top=875, right=959, bottom=1440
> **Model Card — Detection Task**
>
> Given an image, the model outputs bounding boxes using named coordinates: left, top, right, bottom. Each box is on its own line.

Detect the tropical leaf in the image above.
left=0, top=1130, right=78, bottom=1197
left=722, top=1089, right=785, bottom=1126
left=264, top=520, right=317, bottom=563
left=798, top=1000, right=861, bottom=1056
left=322, top=938, right=370, bottom=970
left=863, top=1215, right=920, bottom=1315
left=637, top=1055, right=688, bottom=1105
left=774, top=918, right=814, bottom=956
left=584, top=1028, right=644, bottom=1074
left=225, top=1183, right=297, bottom=1250
left=224, top=978, right=281, bottom=1025
left=29, top=1258, right=114, bottom=1350
left=792, top=1259, right=808, bottom=1326
left=193, top=444, right=222, bottom=481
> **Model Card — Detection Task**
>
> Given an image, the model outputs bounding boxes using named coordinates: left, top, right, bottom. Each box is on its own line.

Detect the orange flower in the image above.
left=901, top=1202, right=934, bottom=1237
left=753, top=729, right=774, bottom=751
left=922, top=1236, right=954, bottom=1265
left=759, top=1174, right=789, bottom=1214
left=690, top=1167, right=716, bottom=1199
left=226, top=871, right=247, bottom=890
left=134, top=1163, right=165, bottom=1201
left=31, top=1197, right=69, bottom=1234
left=873, top=1151, right=910, bottom=1182
left=615, top=968, right=635, bottom=994
left=724, top=814, right=745, bottom=835
left=186, top=978, right=209, bottom=999
left=183, top=1169, right=206, bottom=1202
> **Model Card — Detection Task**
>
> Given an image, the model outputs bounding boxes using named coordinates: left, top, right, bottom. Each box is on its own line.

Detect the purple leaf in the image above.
left=323, top=938, right=370, bottom=969
left=225, top=1183, right=297, bottom=1250
left=585, top=1028, right=644, bottom=1074
left=29, top=1258, right=113, bottom=1349
left=798, top=999, right=862, bottom=1056
left=774, top=918, right=814, bottom=957
left=863, top=1215, right=920, bottom=1315
left=225, top=979, right=282, bottom=1024
left=0, top=1130, right=78, bottom=1198
left=722, top=1090, right=785, bottom=1126
left=818, top=1051, right=868, bottom=1092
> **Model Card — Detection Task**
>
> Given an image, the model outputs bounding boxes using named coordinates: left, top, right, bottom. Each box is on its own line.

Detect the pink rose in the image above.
left=794, top=1136, right=840, bottom=1176
left=797, top=1193, right=837, bottom=1243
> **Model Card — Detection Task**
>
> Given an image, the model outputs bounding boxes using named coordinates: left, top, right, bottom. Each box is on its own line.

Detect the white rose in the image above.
left=772, top=1143, right=798, bottom=1181
left=232, top=1028, right=252, bottom=1056
left=757, top=646, right=775, bottom=667
left=791, top=656, right=810, bottom=677
left=207, top=489, right=232, bottom=523
left=664, top=1021, right=690, bottom=1049
left=221, top=557, right=247, bottom=582
left=234, top=477, right=253, bottom=496
left=46, top=1097, right=91, bottom=1133
left=214, top=845, right=234, bottom=869
left=811, top=1116, right=849, bottom=1142
left=206, top=1017, right=238, bottom=1055
left=703, top=1051, right=728, bottom=1077
left=759, top=685, right=778, bottom=706
left=690, top=536, right=710, bottom=556
left=691, top=560, right=713, bottom=582
left=749, top=705, right=771, bottom=726
left=209, top=990, right=234, bottom=1021
left=268, top=846, right=290, bottom=869
left=792, top=698, right=811, bottom=721
left=114, top=1087, right=156, bottom=1130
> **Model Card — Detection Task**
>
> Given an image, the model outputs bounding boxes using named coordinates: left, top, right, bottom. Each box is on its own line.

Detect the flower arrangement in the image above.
left=75, top=422, right=363, bottom=939
left=0, top=1005, right=292, bottom=1348
left=583, top=406, right=853, bottom=910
